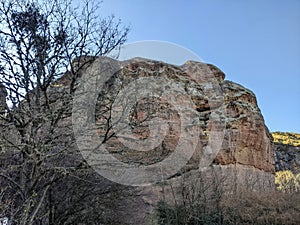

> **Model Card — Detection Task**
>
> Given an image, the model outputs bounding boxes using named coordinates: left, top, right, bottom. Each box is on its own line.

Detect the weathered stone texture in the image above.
left=49, top=57, right=276, bottom=224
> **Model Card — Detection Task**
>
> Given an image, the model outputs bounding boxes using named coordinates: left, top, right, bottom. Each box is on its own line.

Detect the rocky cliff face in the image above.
left=1, top=57, right=273, bottom=224
left=46, top=57, right=275, bottom=224
left=73, top=57, right=274, bottom=174
left=214, top=80, right=274, bottom=172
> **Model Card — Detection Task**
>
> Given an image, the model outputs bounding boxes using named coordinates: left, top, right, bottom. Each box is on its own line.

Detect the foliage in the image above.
left=156, top=187, right=300, bottom=225
left=275, top=170, right=300, bottom=193
left=156, top=169, right=226, bottom=225
left=272, top=132, right=300, bottom=147
left=221, top=191, right=300, bottom=225
left=155, top=168, right=300, bottom=225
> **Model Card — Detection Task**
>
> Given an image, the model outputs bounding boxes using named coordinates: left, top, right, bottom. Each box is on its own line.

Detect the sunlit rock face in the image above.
left=78, top=57, right=274, bottom=174
left=215, top=80, right=274, bottom=173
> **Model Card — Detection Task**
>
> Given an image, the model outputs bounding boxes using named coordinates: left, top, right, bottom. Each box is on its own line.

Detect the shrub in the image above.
left=156, top=183, right=300, bottom=225
left=275, top=170, right=300, bottom=193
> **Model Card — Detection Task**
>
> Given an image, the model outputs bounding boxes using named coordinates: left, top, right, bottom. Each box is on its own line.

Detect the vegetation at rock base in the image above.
left=155, top=171, right=300, bottom=225
left=156, top=192, right=300, bottom=225
left=155, top=144, right=300, bottom=225
left=275, top=170, right=300, bottom=193
left=154, top=133, right=300, bottom=225
left=272, top=132, right=300, bottom=147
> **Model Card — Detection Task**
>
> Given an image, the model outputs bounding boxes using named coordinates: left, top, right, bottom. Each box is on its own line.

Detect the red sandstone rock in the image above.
left=52, top=57, right=275, bottom=224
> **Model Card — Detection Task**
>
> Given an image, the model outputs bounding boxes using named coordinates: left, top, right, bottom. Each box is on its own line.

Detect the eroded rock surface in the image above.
left=75, top=57, right=274, bottom=174
left=215, top=81, right=274, bottom=172
left=48, top=57, right=275, bottom=224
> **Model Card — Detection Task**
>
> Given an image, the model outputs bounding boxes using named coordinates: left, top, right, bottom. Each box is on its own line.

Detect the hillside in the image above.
left=272, top=132, right=300, bottom=147
left=273, top=132, right=300, bottom=173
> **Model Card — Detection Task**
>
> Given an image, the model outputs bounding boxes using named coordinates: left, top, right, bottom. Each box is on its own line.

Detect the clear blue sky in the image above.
left=97, top=0, right=300, bottom=133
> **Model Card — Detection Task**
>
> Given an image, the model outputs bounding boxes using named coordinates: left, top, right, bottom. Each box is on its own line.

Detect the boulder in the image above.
left=73, top=57, right=274, bottom=175
left=57, top=57, right=275, bottom=224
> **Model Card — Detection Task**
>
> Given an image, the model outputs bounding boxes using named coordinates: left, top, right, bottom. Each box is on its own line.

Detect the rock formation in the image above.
left=1, top=57, right=276, bottom=224
left=72, top=57, right=274, bottom=174
left=52, top=57, right=275, bottom=224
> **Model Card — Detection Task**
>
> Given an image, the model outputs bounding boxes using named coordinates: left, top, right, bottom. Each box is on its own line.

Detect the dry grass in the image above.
left=221, top=191, right=300, bottom=225
left=156, top=188, right=300, bottom=225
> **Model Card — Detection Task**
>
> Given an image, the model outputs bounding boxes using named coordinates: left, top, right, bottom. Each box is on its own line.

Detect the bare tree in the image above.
left=156, top=167, right=227, bottom=225
left=0, top=0, right=128, bottom=224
